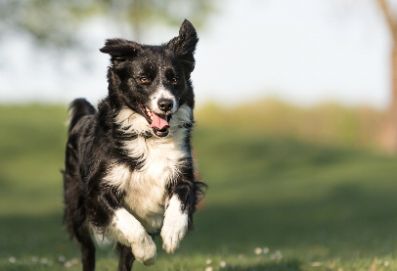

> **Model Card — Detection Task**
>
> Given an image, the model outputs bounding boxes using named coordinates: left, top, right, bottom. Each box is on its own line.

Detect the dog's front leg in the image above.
left=109, top=208, right=157, bottom=265
left=160, top=194, right=189, bottom=253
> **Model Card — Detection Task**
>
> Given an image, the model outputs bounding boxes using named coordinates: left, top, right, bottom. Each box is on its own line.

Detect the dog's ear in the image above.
left=100, top=39, right=142, bottom=59
left=167, top=19, right=198, bottom=73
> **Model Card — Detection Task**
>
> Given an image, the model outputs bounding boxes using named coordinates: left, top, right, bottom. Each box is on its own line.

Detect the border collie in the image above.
left=63, top=19, right=205, bottom=271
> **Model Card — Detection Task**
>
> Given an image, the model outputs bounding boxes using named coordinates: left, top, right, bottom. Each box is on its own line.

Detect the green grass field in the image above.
left=1, top=103, right=397, bottom=271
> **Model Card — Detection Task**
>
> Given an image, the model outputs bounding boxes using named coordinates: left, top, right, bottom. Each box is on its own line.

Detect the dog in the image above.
left=63, top=19, right=205, bottom=271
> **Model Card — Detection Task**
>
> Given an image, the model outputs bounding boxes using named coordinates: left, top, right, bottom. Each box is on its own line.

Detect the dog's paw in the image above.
left=160, top=211, right=188, bottom=254
left=131, top=231, right=157, bottom=265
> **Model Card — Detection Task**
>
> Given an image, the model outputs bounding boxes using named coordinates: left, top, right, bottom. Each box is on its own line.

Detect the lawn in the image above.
left=1, top=104, right=397, bottom=271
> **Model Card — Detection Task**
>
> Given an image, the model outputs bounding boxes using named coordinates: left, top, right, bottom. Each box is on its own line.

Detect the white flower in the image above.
left=311, top=262, right=322, bottom=267
left=270, top=250, right=282, bottom=260
left=204, top=266, right=213, bottom=271
left=254, top=247, right=263, bottom=255
left=8, top=257, right=16, bottom=264
left=205, top=258, right=212, bottom=265
left=64, top=258, right=79, bottom=269
left=58, top=255, right=66, bottom=263
left=219, top=260, right=227, bottom=268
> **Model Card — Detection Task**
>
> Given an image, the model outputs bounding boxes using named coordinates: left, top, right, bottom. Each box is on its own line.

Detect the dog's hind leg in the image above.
left=117, top=243, right=135, bottom=271
left=74, top=225, right=96, bottom=271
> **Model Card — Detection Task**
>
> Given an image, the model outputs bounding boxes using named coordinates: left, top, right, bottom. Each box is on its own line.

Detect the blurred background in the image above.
left=1, top=0, right=397, bottom=270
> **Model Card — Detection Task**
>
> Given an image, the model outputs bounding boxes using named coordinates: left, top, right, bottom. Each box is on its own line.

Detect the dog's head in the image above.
left=100, top=19, right=198, bottom=137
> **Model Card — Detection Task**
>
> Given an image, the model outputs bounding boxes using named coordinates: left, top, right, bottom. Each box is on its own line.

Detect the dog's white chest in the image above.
left=105, top=136, right=186, bottom=233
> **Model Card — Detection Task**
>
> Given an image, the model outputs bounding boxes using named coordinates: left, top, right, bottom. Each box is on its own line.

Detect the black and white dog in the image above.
left=63, top=19, right=205, bottom=271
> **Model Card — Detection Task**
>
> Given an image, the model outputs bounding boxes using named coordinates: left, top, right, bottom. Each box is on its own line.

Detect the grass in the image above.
left=1, top=102, right=397, bottom=271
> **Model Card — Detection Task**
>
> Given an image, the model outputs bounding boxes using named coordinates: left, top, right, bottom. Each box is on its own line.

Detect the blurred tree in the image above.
left=377, top=0, right=397, bottom=152
left=0, top=0, right=215, bottom=49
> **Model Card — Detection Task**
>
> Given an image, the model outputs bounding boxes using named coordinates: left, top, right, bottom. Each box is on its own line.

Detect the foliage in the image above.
left=0, top=0, right=216, bottom=48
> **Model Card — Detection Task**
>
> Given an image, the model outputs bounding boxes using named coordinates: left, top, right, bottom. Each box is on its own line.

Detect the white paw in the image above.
left=109, top=209, right=157, bottom=265
left=131, top=230, right=157, bottom=265
left=161, top=202, right=188, bottom=254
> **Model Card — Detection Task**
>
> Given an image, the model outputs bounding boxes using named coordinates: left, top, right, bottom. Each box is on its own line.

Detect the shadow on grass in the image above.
left=0, top=213, right=75, bottom=258
left=185, top=183, right=397, bottom=257
left=2, top=182, right=397, bottom=259
left=224, top=260, right=301, bottom=271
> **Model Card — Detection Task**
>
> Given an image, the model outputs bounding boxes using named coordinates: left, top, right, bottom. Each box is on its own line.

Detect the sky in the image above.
left=0, top=0, right=393, bottom=108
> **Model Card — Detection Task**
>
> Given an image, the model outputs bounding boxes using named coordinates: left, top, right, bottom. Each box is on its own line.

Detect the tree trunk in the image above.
left=380, top=43, right=397, bottom=152
left=377, top=0, right=397, bottom=152
left=391, top=44, right=397, bottom=112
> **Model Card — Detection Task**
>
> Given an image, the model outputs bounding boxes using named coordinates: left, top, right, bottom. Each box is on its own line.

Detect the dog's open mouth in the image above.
left=145, top=107, right=171, bottom=137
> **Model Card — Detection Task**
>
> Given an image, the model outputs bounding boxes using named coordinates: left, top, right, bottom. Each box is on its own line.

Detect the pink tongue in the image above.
left=150, top=113, right=169, bottom=130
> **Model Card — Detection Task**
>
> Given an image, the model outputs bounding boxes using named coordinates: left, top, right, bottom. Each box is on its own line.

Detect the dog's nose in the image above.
left=158, top=98, right=173, bottom=112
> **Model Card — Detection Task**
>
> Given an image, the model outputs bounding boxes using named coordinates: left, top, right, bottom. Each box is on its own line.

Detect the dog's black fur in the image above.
left=63, top=20, right=204, bottom=271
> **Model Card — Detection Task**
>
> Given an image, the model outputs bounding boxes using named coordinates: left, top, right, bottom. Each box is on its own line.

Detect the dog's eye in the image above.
left=114, top=56, right=126, bottom=62
left=170, top=77, right=178, bottom=85
left=137, top=76, right=151, bottom=85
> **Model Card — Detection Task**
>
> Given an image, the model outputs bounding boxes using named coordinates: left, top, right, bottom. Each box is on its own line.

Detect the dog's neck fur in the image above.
left=102, top=103, right=193, bottom=233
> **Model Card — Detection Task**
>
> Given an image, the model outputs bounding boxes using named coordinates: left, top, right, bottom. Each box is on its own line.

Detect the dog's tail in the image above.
left=68, top=98, right=96, bottom=132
